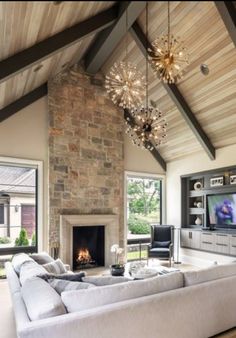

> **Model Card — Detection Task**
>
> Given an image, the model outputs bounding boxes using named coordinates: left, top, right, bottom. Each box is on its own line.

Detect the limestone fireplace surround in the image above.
left=60, top=214, right=119, bottom=269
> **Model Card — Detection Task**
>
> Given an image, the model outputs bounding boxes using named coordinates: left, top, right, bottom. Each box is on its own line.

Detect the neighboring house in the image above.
left=0, top=166, right=36, bottom=242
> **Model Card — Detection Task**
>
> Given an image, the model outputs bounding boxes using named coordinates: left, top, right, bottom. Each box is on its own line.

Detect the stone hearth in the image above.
left=60, top=214, right=119, bottom=268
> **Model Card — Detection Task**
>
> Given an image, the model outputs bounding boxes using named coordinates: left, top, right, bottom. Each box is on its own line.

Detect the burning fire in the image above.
left=76, top=248, right=92, bottom=264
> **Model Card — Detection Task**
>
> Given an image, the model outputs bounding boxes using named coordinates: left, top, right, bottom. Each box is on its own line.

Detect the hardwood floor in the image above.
left=1, top=261, right=236, bottom=338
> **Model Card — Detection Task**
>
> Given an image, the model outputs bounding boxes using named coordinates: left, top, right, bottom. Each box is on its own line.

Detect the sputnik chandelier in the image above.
left=105, top=9, right=145, bottom=111
left=149, top=1, right=189, bottom=83
left=125, top=2, right=167, bottom=150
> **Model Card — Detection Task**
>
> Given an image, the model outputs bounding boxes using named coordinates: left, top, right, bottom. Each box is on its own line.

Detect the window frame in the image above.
left=124, top=171, right=166, bottom=247
left=0, top=157, right=43, bottom=255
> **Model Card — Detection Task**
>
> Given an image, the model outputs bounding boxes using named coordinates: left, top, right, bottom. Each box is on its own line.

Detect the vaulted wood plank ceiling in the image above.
left=0, top=1, right=235, bottom=166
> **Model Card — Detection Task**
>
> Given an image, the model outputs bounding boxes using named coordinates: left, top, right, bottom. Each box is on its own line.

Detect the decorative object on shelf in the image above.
left=195, top=216, right=202, bottom=226
left=193, top=181, right=203, bottom=191
left=149, top=1, right=189, bottom=83
left=210, top=176, right=224, bottom=187
left=110, top=244, right=125, bottom=276
left=230, top=174, right=236, bottom=185
left=105, top=9, right=145, bottom=111
left=196, top=201, right=203, bottom=208
left=125, top=2, right=167, bottom=150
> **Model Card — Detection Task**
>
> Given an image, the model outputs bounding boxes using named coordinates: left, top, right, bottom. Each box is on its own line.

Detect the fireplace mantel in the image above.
left=60, top=214, right=119, bottom=268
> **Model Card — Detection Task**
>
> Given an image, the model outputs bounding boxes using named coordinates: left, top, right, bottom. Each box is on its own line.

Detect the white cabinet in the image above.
left=214, top=234, right=230, bottom=255
left=200, top=232, right=215, bottom=251
left=181, top=230, right=200, bottom=249
left=230, top=235, right=236, bottom=256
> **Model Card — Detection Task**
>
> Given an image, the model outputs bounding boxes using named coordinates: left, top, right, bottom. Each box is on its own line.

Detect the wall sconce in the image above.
left=15, top=205, right=19, bottom=212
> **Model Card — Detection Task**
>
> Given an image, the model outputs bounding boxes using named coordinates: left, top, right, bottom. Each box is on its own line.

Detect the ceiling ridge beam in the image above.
left=214, top=1, right=236, bottom=47
left=0, top=84, right=48, bottom=123
left=0, top=5, right=119, bottom=84
left=124, top=109, right=166, bottom=171
left=84, top=1, right=146, bottom=74
left=130, top=21, right=215, bottom=160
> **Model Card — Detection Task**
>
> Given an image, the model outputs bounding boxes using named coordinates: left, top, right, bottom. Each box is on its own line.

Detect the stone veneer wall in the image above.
left=48, top=65, right=124, bottom=247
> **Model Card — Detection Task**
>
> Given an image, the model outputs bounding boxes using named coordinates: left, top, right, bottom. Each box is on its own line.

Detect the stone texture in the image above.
left=48, top=65, right=124, bottom=247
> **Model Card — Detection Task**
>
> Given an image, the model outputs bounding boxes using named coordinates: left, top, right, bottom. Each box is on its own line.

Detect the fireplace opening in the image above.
left=73, top=226, right=105, bottom=270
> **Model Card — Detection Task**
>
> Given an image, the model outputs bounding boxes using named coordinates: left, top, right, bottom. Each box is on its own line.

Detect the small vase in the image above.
left=110, top=264, right=125, bottom=276
left=196, top=202, right=202, bottom=208
left=195, top=217, right=202, bottom=226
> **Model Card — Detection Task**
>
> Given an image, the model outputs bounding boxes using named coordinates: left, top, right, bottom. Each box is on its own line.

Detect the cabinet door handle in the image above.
left=216, top=234, right=227, bottom=237
left=232, top=235, right=236, bottom=238
left=216, top=243, right=228, bottom=247
left=202, top=241, right=212, bottom=245
left=202, top=233, right=212, bottom=236
left=232, top=245, right=236, bottom=248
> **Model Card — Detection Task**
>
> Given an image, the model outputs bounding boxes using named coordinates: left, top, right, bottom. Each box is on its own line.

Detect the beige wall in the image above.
left=0, top=97, right=48, bottom=250
left=124, top=134, right=166, bottom=174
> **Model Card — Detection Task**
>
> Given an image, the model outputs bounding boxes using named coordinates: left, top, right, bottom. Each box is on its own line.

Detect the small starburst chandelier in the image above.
left=149, top=1, right=189, bottom=83
left=105, top=9, right=145, bottom=111
left=125, top=3, right=167, bottom=150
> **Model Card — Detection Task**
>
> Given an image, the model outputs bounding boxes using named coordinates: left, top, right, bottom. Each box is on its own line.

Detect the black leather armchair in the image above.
left=147, top=225, right=174, bottom=267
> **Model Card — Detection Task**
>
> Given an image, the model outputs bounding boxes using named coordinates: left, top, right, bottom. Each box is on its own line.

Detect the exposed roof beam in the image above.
left=124, top=109, right=166, bottom=171
left=84, top=1, right=146, bottom=74
left=130, top=21, right=216, bottom=160
left=214, top=1, right=236, bottom=47
left=0, top=5, right=119, bottom=84
left=0, top=84, right=48, bottom=123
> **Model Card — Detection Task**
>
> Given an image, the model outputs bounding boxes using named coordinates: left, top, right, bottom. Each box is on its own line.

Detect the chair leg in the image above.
left=169, top=255, right=171, bottom=267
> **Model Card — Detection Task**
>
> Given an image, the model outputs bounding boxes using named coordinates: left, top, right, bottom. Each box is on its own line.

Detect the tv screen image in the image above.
left=207, top=193, right=236, bottom=227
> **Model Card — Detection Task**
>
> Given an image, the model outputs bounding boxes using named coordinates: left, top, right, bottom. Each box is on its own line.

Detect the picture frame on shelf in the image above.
left=210, top=176, right=224, bottom=187
left=230, top=175, right=236, bottom=185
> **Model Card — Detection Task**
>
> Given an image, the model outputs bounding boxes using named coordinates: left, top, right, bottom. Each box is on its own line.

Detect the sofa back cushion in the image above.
left=184, top=263, right=236, bottom=286
left=30, top=252, right=54, bottom=265
left=20, top=260, right=47, bottom=286
left=12, top=253, right=34, bottom=275
left=49, top=279, right=96, bottom=295
left=21, top=276, right=66, bottom=321
left=82, top=275, right=130, bottom=286
left=61, top=271, right=184, bottom=313
left=43, top=259, right=67, bottom=274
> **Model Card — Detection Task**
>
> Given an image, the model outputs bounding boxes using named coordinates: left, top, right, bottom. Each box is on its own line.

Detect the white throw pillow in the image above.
left=49, top=279, right=96, bottom=295
left=21, top=276, right=66, bottom=321
left=184, top=263, right=236, bottom=286
left=20, top=260, right=47, bottom=286
left=61, top=271, right=184, bottom=313
left=43, top=259, right=67, bottom=274
left=12, top=253, right=34, bottom=275
left=30, top=252, right=54, bottom=265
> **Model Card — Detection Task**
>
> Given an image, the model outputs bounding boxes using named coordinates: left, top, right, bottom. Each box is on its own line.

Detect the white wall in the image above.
left=167, top=144, right=236, bottom=265
left=124, top=134, right=165, bottom=175
left=0, top=97, right=48, bottom=250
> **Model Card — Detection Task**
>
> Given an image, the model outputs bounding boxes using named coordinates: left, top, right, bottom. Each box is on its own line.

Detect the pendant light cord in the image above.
left=168, top=1, right=170, bottom=52
left=145, top=1, right=148, bottom=113
left=126, top=7, right=128, bottom=66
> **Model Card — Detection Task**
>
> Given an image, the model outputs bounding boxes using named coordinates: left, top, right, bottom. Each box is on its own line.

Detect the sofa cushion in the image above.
left=11, top=253, right=34, bottom=275
left=184, top=263, right=236, bottom=287
left=153, top=241, right=171, bottom=248
left=21, top=276, right=66, bottom=320
left=61, top=271, right=184, bottom=313
left=43, top=259, right=67, bottom=274
left=49, top=279, right=96, bottom=295
left=82, top=276, right=131, bottom=286
left=19, top=260, right=47, bottom=286
left=30, top=252, right=54, bottom=265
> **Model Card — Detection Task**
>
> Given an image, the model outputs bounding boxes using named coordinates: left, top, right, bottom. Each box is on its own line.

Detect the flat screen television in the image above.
left=207, top=193, right=236, bottom=228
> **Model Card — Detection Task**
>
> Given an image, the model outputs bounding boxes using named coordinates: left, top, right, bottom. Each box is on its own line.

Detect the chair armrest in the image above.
left=64, top=264, right=71, bottom=272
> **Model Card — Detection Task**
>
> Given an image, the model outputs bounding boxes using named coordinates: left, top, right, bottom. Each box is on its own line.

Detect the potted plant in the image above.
left=110, top=244, right=125, bottom=276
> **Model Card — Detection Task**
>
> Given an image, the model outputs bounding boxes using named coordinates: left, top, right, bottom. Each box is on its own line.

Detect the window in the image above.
left=125, top=172, right=164, bottom=261
left=0, top=163, right=39, bottom=255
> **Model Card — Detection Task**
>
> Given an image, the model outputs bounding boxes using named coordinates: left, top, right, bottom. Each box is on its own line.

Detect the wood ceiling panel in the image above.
left=0, top=1, right=114, bottom=60
left=0, top=35, right=95, bottom=109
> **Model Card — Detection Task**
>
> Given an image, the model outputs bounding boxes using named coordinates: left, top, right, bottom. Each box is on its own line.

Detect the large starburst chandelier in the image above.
left=125, top=2, right=167, bottom=150
left=149, top=1, right=189, bottom=83
left=105, top=9, right=145, bottom=111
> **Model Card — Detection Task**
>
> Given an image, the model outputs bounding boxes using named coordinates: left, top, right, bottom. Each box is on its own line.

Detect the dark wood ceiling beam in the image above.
left=124, top=109, right=167, bottom=171
left=84, top=1, right=146, bottom=74
left=130, top=21, right=216, bottom=160
left=214, top=1, right=236, bottom=47
left=0, top=84, right=48, bottom=123
left=0, top=5, right=119, bottom=84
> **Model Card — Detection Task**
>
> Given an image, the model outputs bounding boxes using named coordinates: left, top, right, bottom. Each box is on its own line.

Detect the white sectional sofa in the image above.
left=6, top=253, right=236, bottom=338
